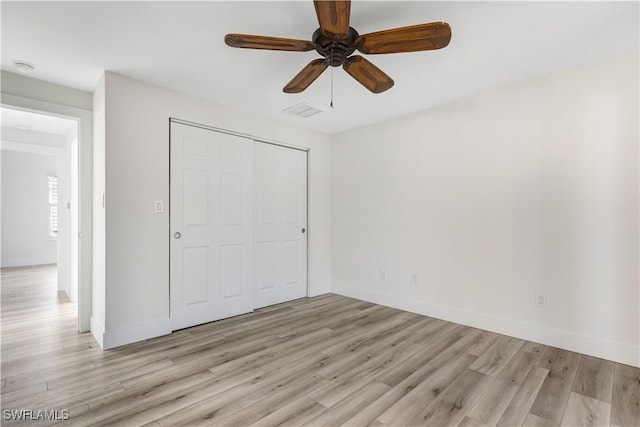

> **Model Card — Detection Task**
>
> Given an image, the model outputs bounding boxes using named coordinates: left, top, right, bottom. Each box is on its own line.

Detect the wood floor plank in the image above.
left=375, top=324, right=468, bottom=387
left=497, top=366, right=549, bottom=427
left=237, top=356, right=332, bottom=409
left=468, top=335, right=525, bottom=376
left=207, top=326, right=335, bottom=378
left=303, top=381, right=391, bottom=427
left=561, top=391, right=611, bottom=427
left=69, top=371, right=221, bottom=426
left=97, top=365, right=266, bottom=426
left=467, top=341, right=542, bottom=426
left=376, top=351, right=479, bottom=425
left=253, top=324, right=366, bottom=373
left=341, top=331, right=479, bottom=427
left=466, top=330, right=501, bottom=357
left=2, top=266, right=638, bottom=427
left=529, top=346, right=581, bottom=423
left=407, top=369, right=495, bottom=426
left=524, top=412, right=557, bottom=426
left=156, top=352, right=331, bottom=426
left=572, top=355, right=614, bottom=403
left=459, top=415, right=489, bottom=427
left=611, top=363, right=640, bottom=427
left=251, top=396, right=326, bottom=427
left=203, top=369, right=333, bottom=426
left=309, top=339, right=421, bottom=408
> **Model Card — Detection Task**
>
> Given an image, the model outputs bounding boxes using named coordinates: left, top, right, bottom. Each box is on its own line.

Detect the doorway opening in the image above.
left=1, top=106, right=80, bottom=326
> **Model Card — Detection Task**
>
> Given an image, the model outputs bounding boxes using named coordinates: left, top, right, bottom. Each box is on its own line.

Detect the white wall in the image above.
left=1, top=150, right=58, bottom=267
left=93, top=72, right=331, bottom=348
left=331, top=55, right=639, bottom=367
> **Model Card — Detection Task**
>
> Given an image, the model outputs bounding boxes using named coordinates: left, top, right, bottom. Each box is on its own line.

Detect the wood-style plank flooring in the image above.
left=1, top=265, right=639, bottom=426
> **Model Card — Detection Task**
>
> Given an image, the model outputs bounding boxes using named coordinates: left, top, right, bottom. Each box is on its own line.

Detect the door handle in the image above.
left=301, top=228, right=306, bottom=234
left=174, top=232, right=182, bottom=239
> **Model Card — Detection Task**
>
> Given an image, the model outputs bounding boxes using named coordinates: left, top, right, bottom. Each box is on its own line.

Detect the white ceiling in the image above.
left=1, top=1, right=638, bottom=134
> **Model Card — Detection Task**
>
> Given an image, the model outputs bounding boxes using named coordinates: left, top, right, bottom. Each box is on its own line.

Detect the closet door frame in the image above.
left=169, top=118, right=309, bottom=330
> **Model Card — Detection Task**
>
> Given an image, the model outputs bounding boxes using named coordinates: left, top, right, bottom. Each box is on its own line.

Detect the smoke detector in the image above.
left=13, top=60, right=35, bottom=74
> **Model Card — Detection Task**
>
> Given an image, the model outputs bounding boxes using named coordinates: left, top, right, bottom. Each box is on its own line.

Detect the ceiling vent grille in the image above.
left=283, top=102, right=323, bottom=118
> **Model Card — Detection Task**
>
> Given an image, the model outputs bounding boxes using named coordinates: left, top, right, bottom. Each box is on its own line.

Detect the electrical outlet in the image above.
left=379, top=270, right=386, bottom=281
left=534, top=292, right=547, bottom=308
left=411, top=273, right=418, bottom=285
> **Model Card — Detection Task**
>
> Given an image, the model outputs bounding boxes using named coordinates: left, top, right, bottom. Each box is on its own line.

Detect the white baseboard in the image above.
left=90, top=316, right=105, bottom=348
left=333, top=283, right=640, bottom=368
left=102, top=318, right=172, bottom=350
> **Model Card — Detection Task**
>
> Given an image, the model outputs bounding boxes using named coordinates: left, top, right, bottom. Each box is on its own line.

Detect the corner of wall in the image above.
left=332, top=282, right=639, bottom=367
left=102, top=319, right=172, bottom=350
left=91, top=74, right=107, bottom=334
left=90, top=315, right=105, bottom=349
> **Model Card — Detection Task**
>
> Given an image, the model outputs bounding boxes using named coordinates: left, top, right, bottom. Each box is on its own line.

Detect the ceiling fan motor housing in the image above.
left=312, top=27, right=358, bottom=66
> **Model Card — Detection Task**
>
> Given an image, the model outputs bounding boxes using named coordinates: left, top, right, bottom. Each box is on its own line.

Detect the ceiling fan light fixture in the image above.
left=12, top=60, right=36, bottom=74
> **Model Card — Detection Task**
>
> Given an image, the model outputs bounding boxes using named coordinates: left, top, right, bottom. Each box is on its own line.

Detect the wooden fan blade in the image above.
left=356, top=22, right=451, bottom=54
left=313, top=0, right=351, bottom=37
left=342, top=55, right=394, bottom=93
left=225, top=34, right=315, bottom=51
left=283, top=59, right=329, bottom=93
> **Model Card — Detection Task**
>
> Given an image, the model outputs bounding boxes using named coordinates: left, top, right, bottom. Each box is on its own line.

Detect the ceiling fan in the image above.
left=224, top=0, right=451, bottom=94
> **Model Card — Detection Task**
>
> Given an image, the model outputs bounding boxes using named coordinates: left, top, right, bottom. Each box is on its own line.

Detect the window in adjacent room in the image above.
left=48, top=174, right=58, bottom=238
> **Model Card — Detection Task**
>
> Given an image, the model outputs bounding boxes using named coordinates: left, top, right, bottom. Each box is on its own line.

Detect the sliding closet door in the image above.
left=170, top=122, right=254, bottom=330
left=253, top=143, right=308, bottom=308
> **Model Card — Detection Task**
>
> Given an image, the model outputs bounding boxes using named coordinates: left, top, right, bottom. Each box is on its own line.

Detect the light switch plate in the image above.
left=155, top=201, right=164, bottom=213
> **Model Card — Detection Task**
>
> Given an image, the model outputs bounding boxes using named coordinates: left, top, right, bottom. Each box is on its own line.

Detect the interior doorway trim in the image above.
left=1, top=93, right=93, bottom=333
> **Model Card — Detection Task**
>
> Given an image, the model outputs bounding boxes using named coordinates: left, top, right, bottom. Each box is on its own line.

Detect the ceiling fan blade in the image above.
left=283, top=59, right=329, bottom=93
left=356, top=22, right=451, bottom=54
left=225, top=34, right=315, bottom=51
left=342, top=55, right=394, bottom=93
left=313, top=0, right=351, bottom=37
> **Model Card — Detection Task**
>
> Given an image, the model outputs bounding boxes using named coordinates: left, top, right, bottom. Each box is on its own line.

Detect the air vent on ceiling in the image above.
left=283, top=102, right=323, bottom=118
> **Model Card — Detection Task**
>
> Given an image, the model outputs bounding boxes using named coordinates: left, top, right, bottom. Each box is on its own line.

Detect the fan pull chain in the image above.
left=330, top=67, right=334, bottom=109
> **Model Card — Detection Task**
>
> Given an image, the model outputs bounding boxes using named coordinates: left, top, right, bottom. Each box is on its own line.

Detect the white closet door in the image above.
left=254, top=143, right=308, bottom=308
left=170, top=123, right=254, bottom=330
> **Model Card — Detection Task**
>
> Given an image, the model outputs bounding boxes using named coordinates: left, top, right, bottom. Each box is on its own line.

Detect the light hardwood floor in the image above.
left=1, top=265, right=639, bottom=426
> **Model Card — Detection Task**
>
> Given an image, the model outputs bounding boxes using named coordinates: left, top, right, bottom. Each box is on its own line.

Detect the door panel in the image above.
left=182, top=246, right=209, bottom=305
left=257, top=242, right=278, bottom=290
left=253, top=143, right=307, bottom=308
left=183, top=168, right=208, bottom=225
left=170, top=123, right=254, bottom=330
left=221, top=173, right=244, bottom=225
left=284, top=240, right=301, bottom=284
